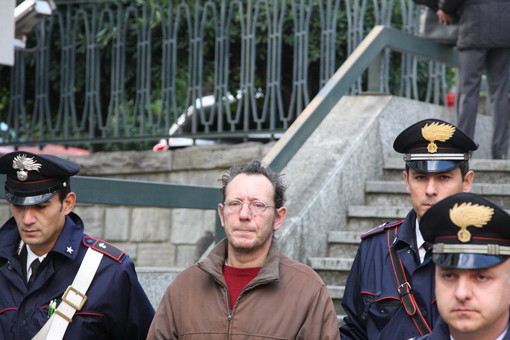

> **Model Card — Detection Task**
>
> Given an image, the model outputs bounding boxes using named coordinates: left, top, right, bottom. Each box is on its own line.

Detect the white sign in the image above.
left=0, top=1, right=15, bottom=66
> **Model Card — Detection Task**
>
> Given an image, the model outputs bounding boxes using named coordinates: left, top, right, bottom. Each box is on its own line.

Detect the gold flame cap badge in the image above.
left=449, top=202, right=494, bottom=243
left=421, top=122, right=456, bottom=153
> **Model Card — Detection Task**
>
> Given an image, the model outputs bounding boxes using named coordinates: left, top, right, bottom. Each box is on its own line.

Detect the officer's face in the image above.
left=11, top=192, right=76, bottom=256
left=218, top=174, right=286, bottom=262
left=403, top=167, right=473, bottom=220
left=435, top=260, right=510, bottom=339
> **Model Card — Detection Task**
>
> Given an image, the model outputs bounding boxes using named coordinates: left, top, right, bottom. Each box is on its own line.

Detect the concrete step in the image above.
left=366, top=180, right=510, bottom=195
left=309, top=257, right=353, bottom=288
left=364, top=181, right=510, bottom=207
left=309, top=257, right=354, bottom=271
left=345, top=205, right=409, bottom=232
left=328, top=231, right=362, bottom=244
left=328, top=284, right=345, bottom=300
left=348, top=205, right=411, bottom=218
left=328, top=231, right=362, bottom=258
left=328, top=285, right=346, bottom=316
left=382, top=157, right=510, bottom=183
left=471, top=158, right=510, bottom=172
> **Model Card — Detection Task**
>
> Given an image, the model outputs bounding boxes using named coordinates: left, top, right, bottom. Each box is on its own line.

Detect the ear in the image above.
left=402, top=170, right=411, bottom=194
left=272, top=207, right=287, bottom=232
left=217, top=203, right=225, bottom=227
left=462, top=170, right=474, bottom=192
left=62, top=192, right=76, bottom=215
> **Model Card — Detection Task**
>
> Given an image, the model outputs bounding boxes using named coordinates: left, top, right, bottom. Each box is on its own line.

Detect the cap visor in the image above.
left=433, top=253, right=508, bottom=269
left=407, top=160, right=463, bottom=172
left=5, top=191, right=57, bottom=205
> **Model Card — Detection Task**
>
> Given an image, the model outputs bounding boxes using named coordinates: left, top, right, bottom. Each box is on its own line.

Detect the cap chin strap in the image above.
left=32, top=248, right=103, bottom=340
left=433, top=243, right=510, bottom=255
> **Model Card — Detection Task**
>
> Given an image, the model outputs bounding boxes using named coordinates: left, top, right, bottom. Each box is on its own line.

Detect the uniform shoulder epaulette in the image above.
left=360, top=220, right=404, bottom=240
left=83, top=236, right=125, bottom=263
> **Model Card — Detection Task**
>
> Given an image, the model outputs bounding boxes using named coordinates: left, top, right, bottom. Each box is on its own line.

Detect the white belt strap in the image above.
left=32, top=248, right=104, bottom=340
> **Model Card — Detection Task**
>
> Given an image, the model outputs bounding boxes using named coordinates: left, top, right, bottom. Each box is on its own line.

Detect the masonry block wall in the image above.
left=0, top=142, right=273, bottom=269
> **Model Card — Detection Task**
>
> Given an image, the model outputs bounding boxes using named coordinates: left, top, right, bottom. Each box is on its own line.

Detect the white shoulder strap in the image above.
left=32, top=247, right=104, bottom=340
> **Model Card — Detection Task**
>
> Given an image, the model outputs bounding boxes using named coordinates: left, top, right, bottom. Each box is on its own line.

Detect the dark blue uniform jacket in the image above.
left=340, top=210, right=439, bottom=340
left=0, top=212, right=155, bottom=339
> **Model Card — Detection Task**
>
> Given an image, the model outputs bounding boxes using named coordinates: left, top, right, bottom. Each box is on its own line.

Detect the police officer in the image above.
left=340, top=118, right=478, bottom=340
left=411, top=192, right=510, bottom=340
left=0, top=152, right=154, bottom=339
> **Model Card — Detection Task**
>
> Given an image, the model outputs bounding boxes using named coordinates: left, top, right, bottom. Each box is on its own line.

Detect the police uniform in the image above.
left=340, top=119, right=478, bottom=340
left=411, top=193, right=510, bottom=340
left=0, top=152, right=154, bottom=339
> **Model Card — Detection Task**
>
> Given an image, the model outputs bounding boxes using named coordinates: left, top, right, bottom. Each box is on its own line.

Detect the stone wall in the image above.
left=0, top=142, right=274, bottom=269
left=271, top=95, right=493, bottom=263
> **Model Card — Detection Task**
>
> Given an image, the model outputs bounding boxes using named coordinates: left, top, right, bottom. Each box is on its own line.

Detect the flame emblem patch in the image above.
left=421, top=122, right=456, bottom=153
left=449, top=202, right=494, bottom=242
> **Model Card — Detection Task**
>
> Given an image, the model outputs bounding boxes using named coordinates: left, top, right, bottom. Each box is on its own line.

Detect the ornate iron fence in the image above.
left=0, top=0, right=452, bottom=149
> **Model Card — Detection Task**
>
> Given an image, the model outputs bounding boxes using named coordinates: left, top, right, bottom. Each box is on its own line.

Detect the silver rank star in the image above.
left=66, top=246, right=74, bottom=254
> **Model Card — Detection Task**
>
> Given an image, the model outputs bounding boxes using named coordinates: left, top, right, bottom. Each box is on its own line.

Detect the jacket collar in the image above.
left=393, top=209, right=418, bottom=250
left=51, top=212, right=84, bottom=260
left=198, top=236, right=281, bottom=283
left=0, top=218, right=24, bottom=260
left=252, top=236, right=280, bottom=283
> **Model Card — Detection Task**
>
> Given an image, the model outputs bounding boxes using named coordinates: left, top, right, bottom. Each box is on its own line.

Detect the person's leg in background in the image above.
left=456, top=48, right=486, bottom=139
left=486, top=47, right=510, bottom=159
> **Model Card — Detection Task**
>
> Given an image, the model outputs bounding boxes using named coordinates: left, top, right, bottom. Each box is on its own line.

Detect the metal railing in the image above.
left=264, top=25, right=458, bottom=171
left=0, top=0, right=454, bottom=149
left=1, top=26, right=458, bottom=241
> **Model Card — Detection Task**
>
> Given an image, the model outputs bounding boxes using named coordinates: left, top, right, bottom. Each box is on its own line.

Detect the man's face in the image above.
left=218, top=173, right=286, bottom=256
left=403, top=167, right=473, bottom=220
left=435, top=260, right=510, bottom=339
left=11, top=193, right=76, bottom=256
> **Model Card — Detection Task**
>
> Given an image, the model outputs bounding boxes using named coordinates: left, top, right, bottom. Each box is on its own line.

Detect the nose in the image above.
left=425, top=178, right=438, bottom=196
left=454, top=275, right=473, bottom=302
left=238, top=202, right=252, bottom=220
left=21, top=207, right=36, bottom=226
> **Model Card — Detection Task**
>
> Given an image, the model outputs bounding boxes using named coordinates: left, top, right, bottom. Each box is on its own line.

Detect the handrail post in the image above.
left=368, top=50, right=384, bottom=93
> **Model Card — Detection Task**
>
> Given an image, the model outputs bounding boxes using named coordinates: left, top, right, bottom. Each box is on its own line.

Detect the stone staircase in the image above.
left=309, top=157, right=510, bottom=320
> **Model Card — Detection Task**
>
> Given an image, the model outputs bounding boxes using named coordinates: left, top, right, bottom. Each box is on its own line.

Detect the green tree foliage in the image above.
left=0, top=0, right=455, bottom=151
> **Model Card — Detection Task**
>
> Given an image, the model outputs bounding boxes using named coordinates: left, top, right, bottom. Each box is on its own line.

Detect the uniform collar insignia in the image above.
left=12, top=154, right=42, bottom=181
left=66, top=246, right=74, bottom=254
left=421, top=122, right=456, bottom=153
left=17, top=240, right=25, bottom=256
left=449, top=202, right=494, bottom=242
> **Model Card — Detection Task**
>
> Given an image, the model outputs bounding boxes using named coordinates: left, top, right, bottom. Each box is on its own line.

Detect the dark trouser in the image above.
left=457, top=47, right=510, bottom=158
